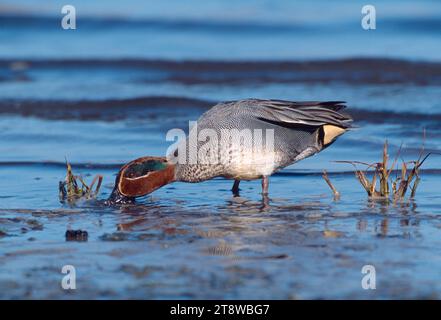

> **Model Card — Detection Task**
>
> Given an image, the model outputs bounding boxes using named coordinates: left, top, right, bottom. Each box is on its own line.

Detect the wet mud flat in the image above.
left=1, top=163, right=441, bottom=299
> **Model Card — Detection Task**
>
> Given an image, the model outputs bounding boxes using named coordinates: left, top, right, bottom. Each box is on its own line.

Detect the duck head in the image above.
left=108, top=156, right=175, bottom=203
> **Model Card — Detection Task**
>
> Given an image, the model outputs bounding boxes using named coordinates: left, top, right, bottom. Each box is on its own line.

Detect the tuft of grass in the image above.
left=59, top=160, right=103, bottom=203
left=334, top=134, right=435, bottom=201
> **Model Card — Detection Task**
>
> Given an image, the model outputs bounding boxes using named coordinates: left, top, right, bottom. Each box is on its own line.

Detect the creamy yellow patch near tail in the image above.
left=323, top=125, right=346, bottom=146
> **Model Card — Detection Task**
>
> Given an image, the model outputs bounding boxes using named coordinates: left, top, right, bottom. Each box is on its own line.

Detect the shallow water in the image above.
left=1, top=165, right=441, bottom=299
left=1, top=0, right=441, bottom=299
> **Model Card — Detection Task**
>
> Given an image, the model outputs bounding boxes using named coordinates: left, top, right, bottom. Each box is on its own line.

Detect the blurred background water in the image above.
left=0, top=0, right=441, bottom=299
left=1, top=0, right=441, bottom=60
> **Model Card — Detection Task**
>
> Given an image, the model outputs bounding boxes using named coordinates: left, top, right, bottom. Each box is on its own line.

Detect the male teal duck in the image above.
left=108, top=99, right=352, bottom=203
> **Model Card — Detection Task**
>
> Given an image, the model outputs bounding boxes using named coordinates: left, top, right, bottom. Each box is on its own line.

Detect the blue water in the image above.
left=0, top=0, right=441, bottom=299
left=1, top=0, right=441, bottom=60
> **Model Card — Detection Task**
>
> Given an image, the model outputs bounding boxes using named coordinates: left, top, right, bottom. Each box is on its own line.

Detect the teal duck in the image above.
left=109, top=99, right=352, bottom=203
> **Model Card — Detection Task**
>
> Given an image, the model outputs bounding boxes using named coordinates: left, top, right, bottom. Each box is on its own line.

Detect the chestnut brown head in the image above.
left=109, top=156, right=175, bottom=201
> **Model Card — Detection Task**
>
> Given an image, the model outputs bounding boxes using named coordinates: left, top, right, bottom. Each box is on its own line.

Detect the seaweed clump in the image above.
left=59, top=161, right=102, bottom=203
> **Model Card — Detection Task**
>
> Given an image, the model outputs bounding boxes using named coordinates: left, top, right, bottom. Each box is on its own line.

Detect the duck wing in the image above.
left=244, top=99, right=353, bottom=129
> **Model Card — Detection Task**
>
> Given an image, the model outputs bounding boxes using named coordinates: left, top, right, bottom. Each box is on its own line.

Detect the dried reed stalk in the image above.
left=322, top=170, right=340, bottom=200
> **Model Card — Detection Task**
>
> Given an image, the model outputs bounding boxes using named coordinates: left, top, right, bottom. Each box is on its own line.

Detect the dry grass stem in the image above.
left=322, top=170, right=341, bottom=200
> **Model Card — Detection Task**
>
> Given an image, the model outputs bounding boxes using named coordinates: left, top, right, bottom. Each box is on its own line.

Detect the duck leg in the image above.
left=261, top=176, right=269, bottom=195
left=231, top=179, right=240, bottom=196
left=260, top=176, right=270, bottom=209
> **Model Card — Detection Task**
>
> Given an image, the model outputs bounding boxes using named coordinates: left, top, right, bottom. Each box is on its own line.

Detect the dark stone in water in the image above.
left=65, top=229, right=88, bottom=242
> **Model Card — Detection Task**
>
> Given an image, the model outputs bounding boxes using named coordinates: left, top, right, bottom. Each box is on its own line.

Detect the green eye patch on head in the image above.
left=123, top=159, right=168, bottom=178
